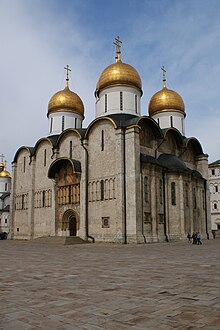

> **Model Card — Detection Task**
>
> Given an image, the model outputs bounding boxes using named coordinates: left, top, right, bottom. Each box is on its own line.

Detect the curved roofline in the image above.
left=48, top=157, right=81, bottom=179
left=84, top=116, right=117, bottom=139
left=184, top=137, right=204, bottom=155
left=13, top=146, right=33, bottom=163
left=136, top=116, right=164, bottom=139
left=57, top=128, right=84, bottom=146
left=33, top=137, right=54, bottom=155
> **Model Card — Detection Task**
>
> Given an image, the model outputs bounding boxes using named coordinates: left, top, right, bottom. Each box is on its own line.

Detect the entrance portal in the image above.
left=62, top=210, right=78, bottom=237
left=69, top=216, right=77, bottom=236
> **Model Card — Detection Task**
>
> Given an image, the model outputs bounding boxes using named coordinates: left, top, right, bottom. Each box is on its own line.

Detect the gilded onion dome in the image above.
left=47, top=70, right=84, bottom=118
left=95, top=36, right=142, bottom=96
left=0, top=162, right=11, bottom=178
left=0, top=170, right=11, bottom=178
left=149, top=67, right=185, bottom=116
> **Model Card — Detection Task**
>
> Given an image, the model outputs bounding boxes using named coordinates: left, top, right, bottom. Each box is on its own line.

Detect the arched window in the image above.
left=171, top=182, right=176, bottom=205
left=193, top=187, right=197, bottom=209
left=135, top=95, right=138, bottom=113
left=170, top=116, right=173, bottom=127
left=75, top=118, right=77, bottom=128
left=144, top=176, right=148, bottom=202
left=105, top=94, right=107, bottom=112
left=214, top=202, right=217, bottom=210
left=44, top=149, right=47, bottom=167
left=159, top=179, right=163, bottom=204
left=100, top=180, right=104, bottom=201
left=185, top=183, right=189, bottom=207
left=120, top=92, right=123, bottom=111
left=70, top=141, right=72, bottom=159
left=50, top=118, right=53, bottom=133
left=157, top=118, right=160, bottom=125
left=101, top=130, right=104, bottom=151
left=62, top=116, right=65, bottom=131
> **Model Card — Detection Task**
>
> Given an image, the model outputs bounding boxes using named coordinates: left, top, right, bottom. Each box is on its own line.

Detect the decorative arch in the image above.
left=184, top=137, right=204, bottom=155
left=159, top=128, right=184, bottom=155
left=136, top=116, right=163, bottom=139
left=56, top=128, right=84, bottom=148
left=13, top=146, right=33, bottom=163
left=84, top=116, right=117, bottom=139
left=62, top=209, right=79, bottom=236
left=48, top=157, right=81, bottom=180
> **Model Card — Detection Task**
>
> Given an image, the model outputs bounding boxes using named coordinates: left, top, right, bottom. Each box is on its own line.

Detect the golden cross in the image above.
left=64, top=65, right=71, bottom=81
left=161, top=66, right=166, bottom=83
left=114, top=36, right=122, bottom=62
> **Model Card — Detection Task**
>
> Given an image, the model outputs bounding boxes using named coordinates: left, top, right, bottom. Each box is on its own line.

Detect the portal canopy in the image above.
left=48, top=157, right=81, bottom=179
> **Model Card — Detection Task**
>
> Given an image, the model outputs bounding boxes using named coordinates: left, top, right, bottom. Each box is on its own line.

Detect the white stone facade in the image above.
left=208, top=161, right=220, bottom=233
left=151, top=111, right=185, bottom=135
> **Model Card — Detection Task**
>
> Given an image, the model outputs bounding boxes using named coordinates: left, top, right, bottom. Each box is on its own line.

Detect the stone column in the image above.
left=115, top=129, right=125, bottom=243
left=125, top=126, right=144, bottom=243
left=179, top=174, right=185, bottom=238
left=50, top=179, right=56, bottom=236
left=27, top=156, right=35, bottom=239
left=150, top=167, right=158, bottom=242
left=10, top=162, right=17, bottom=239
left=78, top=140, right=87, bottom=240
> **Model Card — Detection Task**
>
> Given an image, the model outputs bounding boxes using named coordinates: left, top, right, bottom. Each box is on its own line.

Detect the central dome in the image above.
left=148, top=85, right=185, bottom=116
left=48, top=84, right=84, bottom=118
left=96, top=61, right=142, bottom=96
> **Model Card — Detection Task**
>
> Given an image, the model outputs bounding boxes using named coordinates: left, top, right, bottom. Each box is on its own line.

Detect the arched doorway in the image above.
left=69, top=215, right=77, bottom=236
left=62, top=209, right=78, bottom=237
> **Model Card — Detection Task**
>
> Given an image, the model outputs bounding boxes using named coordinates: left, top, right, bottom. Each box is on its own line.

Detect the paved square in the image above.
left=0, top=239, right=219, bottom=329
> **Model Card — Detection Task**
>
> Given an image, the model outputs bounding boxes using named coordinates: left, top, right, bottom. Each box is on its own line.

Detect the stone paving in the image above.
left=0, top=239, right=220, bottom=330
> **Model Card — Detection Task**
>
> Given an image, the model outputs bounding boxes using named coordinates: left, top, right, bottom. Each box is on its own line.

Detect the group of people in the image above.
left=187, top=232, right=202, bottom=244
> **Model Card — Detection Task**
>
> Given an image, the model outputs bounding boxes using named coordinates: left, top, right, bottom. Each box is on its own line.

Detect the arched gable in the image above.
left=184, top=137, right=203, bottom=155
left=159, top=128, right=184, bottom=156
left=57, top=128, right=84, bottom=147
left=13, top=146, right=33, bottom=163
left=48, top=157, right=81, bottom=180
left=33, top=137, right=54, bottom=155
left=137, top=116, right=163, bottom=148
left=84, top=116, right=117, bottom=139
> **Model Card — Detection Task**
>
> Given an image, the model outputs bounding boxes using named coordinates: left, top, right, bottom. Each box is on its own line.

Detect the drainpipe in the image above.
left=204, top=180, right=209, bottom=239
left=155, top=138, right=165, bottom=158
left=162, top=170, right=169, bottom=242
left=122, top=128, right=127, bottom=244
left=80, top=139, right=95, bottom=243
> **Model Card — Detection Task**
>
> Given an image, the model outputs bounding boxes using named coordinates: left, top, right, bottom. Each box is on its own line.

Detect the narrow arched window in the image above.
left=135, top=95, right=138, bottom=113
left=75, top=118, right=77, bottom=128
left=193, top=187, right=197, bottom=209
left=23, top=157, right=26, bottom=173
left=50, top=118, right=53, bottom=133
left=214, top=202, right=217, bottom=210
left=157, top=118, right=160, bottom=125
left=105, top=94, right=107, bottom=112
left=120, top=91, right=123, bottom=111
left=44, top=149, right=46, bottom=167
left=170, top=116, right=173, bottom=127
left=101, top=130, right=104, bottom=151
left=100, top=180, right=104, bottom=201
left=70, top=141, right=72, bottom=158
left=171, top=182, right=176, bottom=205
left=62, top=116, right=65, bottom=131
left=42, top=190, right=45, bottom=207
left=159, top=179, right=163, bottom=204
left=144, top=176, right=148, bottom=202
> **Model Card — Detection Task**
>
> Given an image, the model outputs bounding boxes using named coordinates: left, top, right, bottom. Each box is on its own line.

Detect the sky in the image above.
left=0, top=0, right=220, bottom=171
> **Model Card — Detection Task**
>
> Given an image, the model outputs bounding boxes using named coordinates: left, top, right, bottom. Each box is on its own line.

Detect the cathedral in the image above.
left=0, top=155, right=11, bottom=236
left=10, top=37, right=211, bottom=243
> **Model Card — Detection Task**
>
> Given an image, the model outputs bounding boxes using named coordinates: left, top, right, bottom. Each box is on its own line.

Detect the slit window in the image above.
left=75, top=118, right=77, bottom=128
left=101, top=130, right=104, bottom=151
left=62, top=116, right=65, bottom=131
left=70, top=141, right=72, bottom=158
left=144, top=176, right=148, bottom=202
left=135, top=95, right=138, bottom=113
left=105, top=94, right=107, bottom=112
left=100, top=180, right=104, bottom=201
left=44, top=149, right=46, bottom=167
left=170, top=116, right=173, bottom=127
left=120, top=92, right=123, bottom=111
left=50, top=118, right=53, bottom=133
left=171, top=182, right=176, bottom=205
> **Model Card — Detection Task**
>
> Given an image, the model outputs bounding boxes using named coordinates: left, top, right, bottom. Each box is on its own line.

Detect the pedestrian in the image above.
left=187, top=232, right=191, bottom=243
left=192, top=232, right=196, bottom=244
left=196, top=232, right=202, bottom=245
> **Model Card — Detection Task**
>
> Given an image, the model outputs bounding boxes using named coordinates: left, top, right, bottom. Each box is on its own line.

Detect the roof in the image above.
left=209, top=159, right=220, bottom=167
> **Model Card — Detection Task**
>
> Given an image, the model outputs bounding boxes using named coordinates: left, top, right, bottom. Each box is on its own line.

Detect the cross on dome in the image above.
left=161, top=66, right=167, bottom=87
left=0, top=154, right=5, bottom=163
left=114, top=36, right=122, bottom=62
left=64, top=65, right=71, bottom=87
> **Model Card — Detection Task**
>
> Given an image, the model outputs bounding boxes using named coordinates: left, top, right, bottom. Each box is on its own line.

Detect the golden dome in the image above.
left=48, top=81, right=84, bottom=118
left=0, top=170, right=11, bottom=178
left=96, top=61, right=142, bottom=96
left=148, top=83, right=185, bottom=116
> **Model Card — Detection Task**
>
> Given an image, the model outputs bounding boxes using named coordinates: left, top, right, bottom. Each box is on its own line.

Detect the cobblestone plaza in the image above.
left=0, top=239, right=220, bottom=329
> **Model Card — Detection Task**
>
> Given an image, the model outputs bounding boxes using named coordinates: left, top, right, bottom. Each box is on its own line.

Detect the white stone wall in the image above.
left=152, top=111, right=185, bottom=135
left=209, top=165, right=220, bottom=230
left=48, top=111, right=83, bottom=135
left=96, top=86, right=141, bottom=117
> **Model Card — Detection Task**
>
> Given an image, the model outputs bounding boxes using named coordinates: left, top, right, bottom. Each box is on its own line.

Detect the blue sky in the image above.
left=0, top=0, right=220, bottom=170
